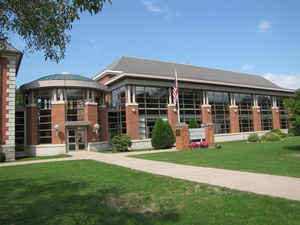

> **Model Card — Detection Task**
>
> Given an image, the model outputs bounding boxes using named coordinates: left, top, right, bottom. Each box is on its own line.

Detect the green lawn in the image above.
left=15, top=154, right=71, bottom=162
left=0, top=160, right=300, bottom=225
left=133, top=137, right=300, bottom=178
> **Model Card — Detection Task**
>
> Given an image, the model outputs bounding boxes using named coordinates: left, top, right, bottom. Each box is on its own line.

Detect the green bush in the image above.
left=0, top=152, right=5, bottom=162
left=111, top=135, right=132, bottom=152
left=261, top=132, right=281, bottom=142
left=189, top=118, right=200, bottom=129
left=151, top=118, right=175, bottom=149
left=288, top=127, right=300, bottom=136
left=271, top=129, right=288, bottom=138
left=248, top=133, right=259, bottom=142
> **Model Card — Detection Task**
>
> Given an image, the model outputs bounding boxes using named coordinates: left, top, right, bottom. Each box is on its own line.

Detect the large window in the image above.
left=108, top=87, right=126, bottom=138
left=277, top=97, right=288, bottom=129
left=208, top=91, right=230, bottom=134
left=37, top=89, right=52, bottom=144
left=136, top=86, right=168, bottom=139
left=179, top=89, right=202, bottom=125
left=257, top=95, right=272, bottom=131
left=66, top=89, right=85, bottom=121
left=235, top=93, right=253, bottom=132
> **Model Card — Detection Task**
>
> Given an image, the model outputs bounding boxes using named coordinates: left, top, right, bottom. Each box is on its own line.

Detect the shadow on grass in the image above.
left=283, top=145, right=300, bottom=152
left=0, top=178, right=179, bottom=225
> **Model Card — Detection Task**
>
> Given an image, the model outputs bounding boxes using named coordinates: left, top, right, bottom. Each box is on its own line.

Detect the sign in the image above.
left=189, top=128, right=205, bottom=140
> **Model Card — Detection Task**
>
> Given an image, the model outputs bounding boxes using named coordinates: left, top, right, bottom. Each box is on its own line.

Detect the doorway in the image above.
left=67, top=127, right=87, bottom=151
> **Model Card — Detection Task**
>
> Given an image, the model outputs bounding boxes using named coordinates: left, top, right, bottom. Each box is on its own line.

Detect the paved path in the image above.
left=1, top=150, right=300, bottom=201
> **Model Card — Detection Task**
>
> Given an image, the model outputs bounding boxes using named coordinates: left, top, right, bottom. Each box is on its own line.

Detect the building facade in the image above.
left=0, top=39, right=22, bottom=161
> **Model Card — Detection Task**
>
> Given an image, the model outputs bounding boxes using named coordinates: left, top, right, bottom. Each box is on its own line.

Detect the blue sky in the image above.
left=10, top=0, right=300, bottom=89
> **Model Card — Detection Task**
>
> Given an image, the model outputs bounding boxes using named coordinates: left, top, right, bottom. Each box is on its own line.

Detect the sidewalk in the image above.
left=1, top=149, right=300, bottom=201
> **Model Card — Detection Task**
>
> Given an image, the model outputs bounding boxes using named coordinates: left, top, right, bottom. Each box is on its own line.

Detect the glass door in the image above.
left=67, top=128, right=86, bottom=151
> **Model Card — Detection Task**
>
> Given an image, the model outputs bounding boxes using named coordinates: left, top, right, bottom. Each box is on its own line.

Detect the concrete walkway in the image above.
left=1, top=150, right=300, bottom=201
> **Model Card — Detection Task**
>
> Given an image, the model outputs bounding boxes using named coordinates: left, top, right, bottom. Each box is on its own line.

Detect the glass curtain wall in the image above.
left=136, top=86, right=168, bottom=139
left=208, top=91, right=230, bottom=134
left=257, top=95, right=273, bottom=130
left=108, top=87, right=126, bottom=138
left=277, top=97, right=288, bottom=129
left=179, top=89, right=202, bottom=125
left=37, top=89, right=52, bottom=144
left=66, top=89, right=85, bottom=121
left=235, top=93, right=254, bottom=132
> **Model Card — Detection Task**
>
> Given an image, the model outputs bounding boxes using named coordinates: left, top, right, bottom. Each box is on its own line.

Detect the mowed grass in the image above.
left=134, top=137, right=300, bottom=178
left=15, top=154, right=71, bottom=161
left=0, top=160, right=300, bottom=225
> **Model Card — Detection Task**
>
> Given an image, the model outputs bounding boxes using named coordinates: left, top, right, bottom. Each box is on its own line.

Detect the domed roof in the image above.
left=20, top=73, right=108, bottom=92
left=35, top=74, right=92, bottom=82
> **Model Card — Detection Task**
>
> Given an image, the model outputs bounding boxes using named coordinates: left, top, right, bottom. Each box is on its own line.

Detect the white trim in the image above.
left=92, top=70, right=123, bottom=81
left=104, top=73, right=294, bottom=93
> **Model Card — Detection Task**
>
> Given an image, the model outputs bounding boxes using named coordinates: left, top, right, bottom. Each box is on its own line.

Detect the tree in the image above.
left=284, top=89, right=300, bottom=136
left=0, top=0, right=111, bottom=62
left=151, top=118, right=175, bottom=149
left=189, top=118, right=200, bottom=128
left=15, top=88, right=24, bottom=108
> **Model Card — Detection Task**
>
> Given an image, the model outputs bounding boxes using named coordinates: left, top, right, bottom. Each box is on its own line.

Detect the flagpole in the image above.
left=175, top=69, right=181, bottom=123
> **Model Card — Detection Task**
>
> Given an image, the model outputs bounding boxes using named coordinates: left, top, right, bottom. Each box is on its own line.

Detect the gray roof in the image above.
left=97, top=56, right=291, bottom=92
left=35, top=74, right=92, bottom=82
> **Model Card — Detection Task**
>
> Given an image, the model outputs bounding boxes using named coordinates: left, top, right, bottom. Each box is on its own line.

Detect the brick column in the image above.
left=99, top=105, right=108, bottom=141
left=168, top=104, right=178, bottom=134
left=176, top=123, right=190, bottom=150
left=26, top=105, right=38, bottom=145
left=51, top=102, right=66, bottom=144
left=201, top=105, right=212, bottom=123
left=252, top=106, right=262, bottom=131
left=125, top=103, right=139, bottom=140
left=84, top=103, right=99, bottom=142
left=272, top=107, right=280, bottom=129
left=205, top=124, right=215, bottom=148
left=229, top=106, right=240, bottom=133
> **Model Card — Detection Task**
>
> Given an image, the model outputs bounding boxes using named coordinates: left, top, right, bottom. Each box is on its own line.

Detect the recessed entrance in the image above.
left=67, top=127, right=87, bottom=151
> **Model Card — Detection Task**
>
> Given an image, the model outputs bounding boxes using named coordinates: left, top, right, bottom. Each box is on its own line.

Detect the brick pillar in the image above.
left=125, top=103, right=139, bottom=140
left=168, top=104, right=178, bottom=134
left=229, top=106, right=240, bottom=133
left=252, top=106, right=262, bottom=131
left=205, top=124, right=215, bottom=148
left=99, top=105, right=108, bottom=141
left=0, top=58, right=9, bottom=145
left=176, top=123, right=190, bottom=150
left=202, top=105, right=212, bottom=123
left=84, top=103, right=99, bottom=142
left=51, top=102, right=66, bottom=144
left=272, top=107, right=280, bottom=129
left=26, top=105, right=38, bottom=145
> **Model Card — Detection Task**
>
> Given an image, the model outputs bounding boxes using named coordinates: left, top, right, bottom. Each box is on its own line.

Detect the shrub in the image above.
left=271, top=129, right=288, bottom=138
left=0, top=152, right=5, bottom=162
left=189, top=142, right=199, bottom=149
left=248, top=133, right=259, bottom=142
left=189, top=118, right=200, bottom=129
left=261, top=132, right=281, bottom=142
left=151, top=118, right=175, bottom=149
left=200, top=141, right=208, bottom=148
left=111, top=135, right=132, bottom=152
left=288, top=127, right=300, bottom=136
left=288, top=133, right=295, bottom=137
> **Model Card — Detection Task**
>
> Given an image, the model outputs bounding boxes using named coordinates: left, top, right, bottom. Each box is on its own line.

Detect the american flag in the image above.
left=173, top=73, right=178, bottom=105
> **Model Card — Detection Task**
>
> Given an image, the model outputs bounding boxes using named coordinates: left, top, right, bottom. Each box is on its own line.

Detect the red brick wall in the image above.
left=252, top=107, right=262, bottom=131
left=125, top=104, right=140, bottom=140
left=97, top=75, right=115, bottom=84
left=168, top=105, right=178, bottom=135
left=202, top=105, right=212, bottom=123
left=26, top=105, right=38, bottom=145
left=51, top=103, right=66, bottom=144
left=99, top=106, right=108, bottom=141
left=205, top=125, right=215, bottom=148
left=272, top=107, right=280, bottom=129
left=0, top=58, right=9, bottom=144
left=229, top=106, right=240, bottom=133
left=84, top=103, right=99, bottom=142
left=176, top=124, right=190, bottom=150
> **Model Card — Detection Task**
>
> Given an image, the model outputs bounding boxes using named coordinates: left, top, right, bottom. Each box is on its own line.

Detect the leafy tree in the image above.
left=284, top=89, right=300, bottom=136
left=151, top=118, right=175, bottom=149
left=15, top=88, right=24, bottom=108
left=189, top=118, right=200, bottom=128
left=0, top=0, right=111, bottom=62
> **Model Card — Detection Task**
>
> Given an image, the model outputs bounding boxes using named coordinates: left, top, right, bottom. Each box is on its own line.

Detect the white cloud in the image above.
left=258, top=20, right=271, bottom=32
left=141, top=0, right=178, bottom=18
left=263, top=73, right=300, bottom=89
left=242, top=64, right=255, bottom=71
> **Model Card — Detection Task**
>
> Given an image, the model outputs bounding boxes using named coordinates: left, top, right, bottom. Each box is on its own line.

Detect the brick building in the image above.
left=0, top=39, right=22, bottom=161
left=16, top=56, right=294, bottom=158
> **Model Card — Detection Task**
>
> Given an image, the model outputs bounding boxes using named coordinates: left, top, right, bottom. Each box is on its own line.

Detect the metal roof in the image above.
left=35, top=74, right=92, bottom=82
left=96, top=56, right=293, bottom=93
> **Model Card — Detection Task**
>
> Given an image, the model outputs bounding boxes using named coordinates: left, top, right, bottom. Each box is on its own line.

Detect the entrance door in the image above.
left=67, top=128, right=87, bottom=151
